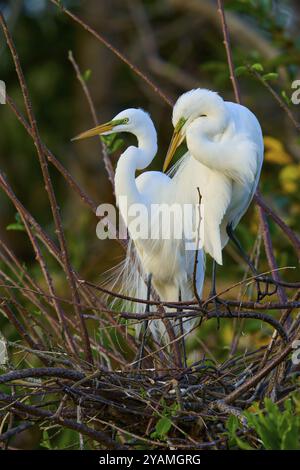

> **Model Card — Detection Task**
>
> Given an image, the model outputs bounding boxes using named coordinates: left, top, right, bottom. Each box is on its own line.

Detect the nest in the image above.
left=0, top=327, right=298, bottom=449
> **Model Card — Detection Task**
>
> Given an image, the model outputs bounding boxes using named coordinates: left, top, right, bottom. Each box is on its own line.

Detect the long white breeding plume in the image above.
left=164, top=88, right=264, bottom=266
left=73, top=108, right=205, bottom=341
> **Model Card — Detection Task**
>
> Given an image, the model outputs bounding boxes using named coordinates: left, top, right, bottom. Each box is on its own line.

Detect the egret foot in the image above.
left=209, top=293, right=232, bottom=329
left=208, top=260, right=232, bottom=328
left=254, top=275, right=278, bottom=302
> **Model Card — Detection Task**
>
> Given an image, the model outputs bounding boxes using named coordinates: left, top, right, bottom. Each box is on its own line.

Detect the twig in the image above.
left=119, top=308, right=288, bottom=343
left=254, top=192, right=300, bottom=258
left=49, top=0, right=173, bottom=106
left=0, top=422, right=34, bottom=442
left=249, top=67, right=300, bottom=132
left=68, top=50, right=115, bottom=190
left=221, top=338, right=297, bottom=405
left=0, top=392, right=120, bottom=449
left=6, top=94, right=98, bottom=214
left=0, top=239, right=62, bottom=338
left=2, top=278, right=300, bottom=312
left=258, top=206, right=287, bottom=305
left=215, top=0, right=297, bottom=398
left=0, top=367, right=85, bottom=385
left=0, top=171, right=131, bottom=358
left=192, top=188, right=203, bottom=306
left=82, top=266, right=299, bottom=309
left=0, top=303, right=41, bottom=355
left=0, top=171, right=76, bottom=355
left=0, top=13, right=93, bottom=364
left=217, top=0, right=241, bottom=103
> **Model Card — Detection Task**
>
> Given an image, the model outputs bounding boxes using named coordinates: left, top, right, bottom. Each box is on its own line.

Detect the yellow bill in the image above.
left=163, top=117, right=187, bottom=172
left=71, top=121, right=115, bottom=141
left=163, top=130, right=184, bottom=172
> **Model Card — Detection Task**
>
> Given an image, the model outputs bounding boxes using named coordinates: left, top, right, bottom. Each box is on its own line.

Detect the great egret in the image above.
left=73, top=108, right=205, bottom=345
left=163, top=88, right=267, bottom=300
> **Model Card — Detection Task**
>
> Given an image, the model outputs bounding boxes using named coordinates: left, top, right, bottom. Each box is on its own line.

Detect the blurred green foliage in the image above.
left=226, top=394, right=300, bottom=449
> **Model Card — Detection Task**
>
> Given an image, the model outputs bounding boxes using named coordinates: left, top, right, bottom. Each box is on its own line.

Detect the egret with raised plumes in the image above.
left=163, top=88, right=266, bottom=299
left=73, top=108, right=205, bottom=343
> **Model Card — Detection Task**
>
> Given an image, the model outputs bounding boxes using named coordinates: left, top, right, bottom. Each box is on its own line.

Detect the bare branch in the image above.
left=0, top=13, right=93, bottom=364
left=49, top=0, right=173, bottom=107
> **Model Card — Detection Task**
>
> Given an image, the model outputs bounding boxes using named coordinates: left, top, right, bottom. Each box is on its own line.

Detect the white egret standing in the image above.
left=73, top=108, right=205, bottom=356
left=163, top=89, right=270, bottom=301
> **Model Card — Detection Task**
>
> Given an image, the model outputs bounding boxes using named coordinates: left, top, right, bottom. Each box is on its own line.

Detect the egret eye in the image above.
left=123, top=118, right=129, bottom=124
left=200, top=114, right=207, bottom=117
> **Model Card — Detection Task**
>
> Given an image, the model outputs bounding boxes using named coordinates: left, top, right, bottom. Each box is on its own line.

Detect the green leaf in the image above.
left=281, top=90, right=291, bottom=105
left=225, top=415, right=254, bottom=449
left=40, top=430, right=52, bottom=449
left=154, top=417, right=172, bottom=438
left=227, top=396, right=300, bottom=451
left=235, top=66, right=248, bottom=77
left=282, top=422, right=300, bottom=450
left=6, top=213, right=25, bottom=232
left=262, top=72, right=279, bottom=81
left=82, top=69, right=92, bottom=82
left=56, top=429, right=79, bottom=450
left=251, top=63, right=264, bottom=72
left=6, top=223, right=25, bottom=231
left=226, top=415, right=239, bottom=436
left=235, top=436, right=255, bottom=450
left=101, top=133, right=124, bottom=154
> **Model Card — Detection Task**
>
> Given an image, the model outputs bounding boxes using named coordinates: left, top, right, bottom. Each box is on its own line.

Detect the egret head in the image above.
left=163, top=89, right=229, bottom=171
left=72, top=108, right=153, bottom=141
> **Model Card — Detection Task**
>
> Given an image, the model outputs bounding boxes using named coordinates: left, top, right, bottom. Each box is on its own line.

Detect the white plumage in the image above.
left=74, top=108, right=205, bottom=339
left=164, top=89, right=264, bottom=265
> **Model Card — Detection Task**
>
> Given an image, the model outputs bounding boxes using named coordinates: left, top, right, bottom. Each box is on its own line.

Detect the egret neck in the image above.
left=114, top=120, right=158, bottom=212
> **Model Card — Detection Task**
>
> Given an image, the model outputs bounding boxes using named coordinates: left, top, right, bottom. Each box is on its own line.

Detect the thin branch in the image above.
left=249, top=67, right=300, bottom=132
left=254, top=192, right=300, bottom=258
left=0, top=302, right=42, bottom=354
left=49, top=0, right=173, bottom=106
left=0, top=172, right=76, bottom=354
left=221, top=338, right=296, bottom=405
left=0, top=367, right=85, bottom=384
left=2, top=275, right=300, bottom=312
left=0, top=239, right=62, bottom=338
left=68, top=50, right=115, bottom=190
left=192, top=188, right=203, bottom=307
left=0, top=392, right=120, bottom=449
left=6, top=94, right=98, bottom=214
left=258, top=206, right=288, bottom=305
left=217, top=0, right=241, bottom=103
left=0, top=422, right=34, bottom=442
left=0, top=13, right=92, bottom=365
left=118, top=308, right=288, bottom=343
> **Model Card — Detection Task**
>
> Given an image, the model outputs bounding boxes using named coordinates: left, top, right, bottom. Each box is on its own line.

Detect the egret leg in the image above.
left=209, top=260, right=231, bottom=328
left=135, top=273, right=152, bottom=370
left=226, top=223, right=277, bottom=301
left=178, top=290, right=188, bottom=370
